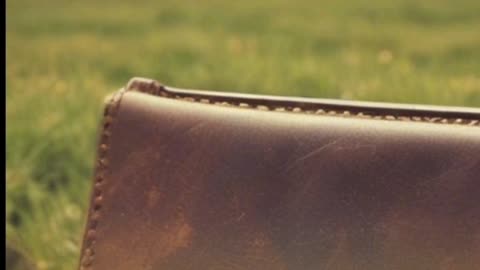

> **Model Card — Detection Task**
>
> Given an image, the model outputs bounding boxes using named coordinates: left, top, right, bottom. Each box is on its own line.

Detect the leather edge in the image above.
left=124, top=77, right=480, bottom=126
left=78, top=88, right=126, bottom=270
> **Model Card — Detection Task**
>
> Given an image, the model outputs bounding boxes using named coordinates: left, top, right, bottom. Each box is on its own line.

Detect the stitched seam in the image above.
left=79, top=89, right=126, bottom=270
left=128, top=82, right=480, bottom=126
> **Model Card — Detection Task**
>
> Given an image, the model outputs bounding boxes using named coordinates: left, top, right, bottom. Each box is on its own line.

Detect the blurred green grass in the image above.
left=6, top=0, right=480, bottom=269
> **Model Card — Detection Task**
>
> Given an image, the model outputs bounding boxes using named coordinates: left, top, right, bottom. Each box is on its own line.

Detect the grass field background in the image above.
left=6, top=0, right=480, bottom=269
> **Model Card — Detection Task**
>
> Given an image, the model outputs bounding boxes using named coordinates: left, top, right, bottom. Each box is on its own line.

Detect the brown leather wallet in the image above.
left=79, top=77, right=480, bottom=270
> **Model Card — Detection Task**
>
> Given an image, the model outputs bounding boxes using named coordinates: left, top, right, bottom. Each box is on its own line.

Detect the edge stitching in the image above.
left=79, top=89, right=126, bottom=270
left=126, top=78, right=480, bottom=126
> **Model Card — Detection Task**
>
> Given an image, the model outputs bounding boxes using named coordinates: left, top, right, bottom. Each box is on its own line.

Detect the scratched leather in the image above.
left=81, top=88, right=480, bottom=270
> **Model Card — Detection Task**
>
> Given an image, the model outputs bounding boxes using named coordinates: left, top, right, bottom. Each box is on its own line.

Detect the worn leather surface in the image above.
left=79, top=78, right=480, bottom=270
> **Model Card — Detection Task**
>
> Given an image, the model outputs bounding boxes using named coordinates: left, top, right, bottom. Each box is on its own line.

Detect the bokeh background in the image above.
left=6, top=0, right=480, bottom=269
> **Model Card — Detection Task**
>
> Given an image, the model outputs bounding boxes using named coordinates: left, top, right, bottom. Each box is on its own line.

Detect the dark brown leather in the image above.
left=79, top=77, right=480, bottom=270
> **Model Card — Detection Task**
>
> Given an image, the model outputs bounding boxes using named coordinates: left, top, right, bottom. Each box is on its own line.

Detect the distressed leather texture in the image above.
left=79, top=78, right=480, bottom=270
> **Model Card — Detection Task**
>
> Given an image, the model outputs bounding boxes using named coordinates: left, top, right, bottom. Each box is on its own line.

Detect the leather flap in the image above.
left=79, top=78, right=480, bottom=270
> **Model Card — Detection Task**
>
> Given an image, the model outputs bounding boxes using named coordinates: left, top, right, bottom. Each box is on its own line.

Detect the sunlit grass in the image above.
left=6, top=0, right=480, bottom=269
